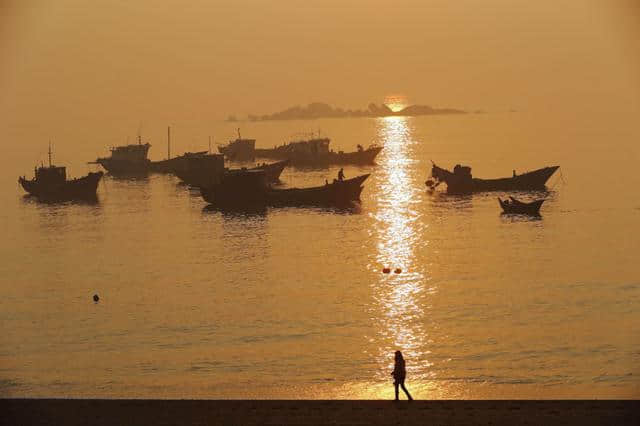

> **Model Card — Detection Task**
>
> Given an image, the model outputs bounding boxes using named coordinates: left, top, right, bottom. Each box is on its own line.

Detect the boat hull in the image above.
left=95, top=158, right=150, bottom=175
left=201, top=174, right=369, bottom=207
left=431, top=164, right=559, bottom=194
left=19, top=171, right=103, bottom=200
left=247, top=160, right=289, bottom=183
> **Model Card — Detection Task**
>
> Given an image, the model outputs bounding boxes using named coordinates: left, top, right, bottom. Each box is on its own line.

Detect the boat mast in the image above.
left=48, top=141, right=52, bottom=167
left=208, top=136, right=212, bottom=153
left=167, top=126, right=171, bottom=160
left=237, top=128, right=241, bottom=140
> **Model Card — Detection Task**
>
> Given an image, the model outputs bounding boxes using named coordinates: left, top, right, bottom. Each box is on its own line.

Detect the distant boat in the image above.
left=20, top=145, right=103, bottom=200
left=200, top=170, right=369, bottom=207
left=218, top=129, right=256, bottom=161
left=428, top=162, right=559, bottom=194
left=91, top=136, right=151, bottom=175
left=254, top=136, right=382, bottom=166
left=498, top=197, right=545, bottom=215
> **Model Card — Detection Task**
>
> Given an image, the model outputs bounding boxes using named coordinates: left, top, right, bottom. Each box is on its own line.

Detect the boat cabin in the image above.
left=35, top=165, right=67, bottom=183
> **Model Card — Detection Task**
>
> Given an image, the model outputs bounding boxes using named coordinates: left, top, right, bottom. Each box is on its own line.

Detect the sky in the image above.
left=1, top=0, right=639, bottom=132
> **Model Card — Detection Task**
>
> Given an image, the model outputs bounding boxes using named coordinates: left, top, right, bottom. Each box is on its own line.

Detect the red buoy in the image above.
left=382, top=267, right=391, bottom=274
left=394, top=268, right=402, bottom=274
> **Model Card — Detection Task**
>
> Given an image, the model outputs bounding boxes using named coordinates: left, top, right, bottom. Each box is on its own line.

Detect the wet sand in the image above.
left=3, top=399, right=638, bottom=425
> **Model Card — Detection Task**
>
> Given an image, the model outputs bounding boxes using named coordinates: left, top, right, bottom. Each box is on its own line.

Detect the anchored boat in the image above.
left=201, top=171, right=369, bottom=207
left=498, top=197, right=545, bottom=215
left=20, top=145, right=103, bottom=200
left=91, top=136, right=151, bottom=175
left=254, top=136, right=382, bottom=166
left=428, top=162, right=559, bottom=194
left=218, top=129, right=256, bottom=161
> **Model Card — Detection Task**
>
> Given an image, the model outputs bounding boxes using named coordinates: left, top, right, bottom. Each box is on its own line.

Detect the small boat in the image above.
left=201, top=171, right=369, bottom=207
left=254, top=136, right=382, bottom=166
left=429, top=162, right=559, bottom=194
left=91, top=136, right=151, bottom=175
left=218, top=129, right=256, bottom=161
left=19, top=145, right=103, bottom=201
left=498, top=197, right=545, bottom=215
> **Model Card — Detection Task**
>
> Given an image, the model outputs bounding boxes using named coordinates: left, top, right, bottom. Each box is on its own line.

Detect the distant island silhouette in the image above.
left=227, top=102, right=467, bottom=122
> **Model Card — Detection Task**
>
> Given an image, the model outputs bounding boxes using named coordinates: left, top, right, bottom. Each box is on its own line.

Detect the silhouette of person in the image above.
left=391, top=351, right=413, bottom=401
left=338, top=168, right=345, bottom=181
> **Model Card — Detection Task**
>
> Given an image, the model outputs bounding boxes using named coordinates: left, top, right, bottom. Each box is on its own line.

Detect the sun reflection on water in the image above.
left=367, top=116, right=434, bottom=396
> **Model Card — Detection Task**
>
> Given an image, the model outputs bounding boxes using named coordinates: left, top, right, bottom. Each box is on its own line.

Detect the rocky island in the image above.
left=228, top=102, right=467, bottom=122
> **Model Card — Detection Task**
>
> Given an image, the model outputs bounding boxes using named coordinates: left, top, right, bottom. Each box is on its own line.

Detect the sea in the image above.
left=1, top=108, right=638, bottom=399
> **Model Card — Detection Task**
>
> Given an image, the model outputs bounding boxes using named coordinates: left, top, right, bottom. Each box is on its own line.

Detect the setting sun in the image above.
left=383, top=95, right=409, bottom=112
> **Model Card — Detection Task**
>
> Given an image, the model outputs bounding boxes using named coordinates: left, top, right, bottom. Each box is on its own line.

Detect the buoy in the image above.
left=394, top=268, right=402, bottom=274
left=382, top=268, right=391, bottom=274
left=93, top=294, right=99, bottom=302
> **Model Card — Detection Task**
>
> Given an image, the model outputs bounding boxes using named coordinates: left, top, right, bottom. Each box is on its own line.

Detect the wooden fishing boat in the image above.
left=20, top=145, right=103, bottom=200
left=173, top=154, right=226, bottom=188
left=201, top=171, right=369, bottom=207
left=254, top=137, right=382, bottom=166
left=218, top=129, right=256, bottom=161
left=91, top=136, right=151, bottom=175
left=428, top=162, right=559, bottom=194
left=245, top=159, right=289, bottom=183
left=498, top=197, right=545, bottom=215
left=149, top=151, right=208, bottom=174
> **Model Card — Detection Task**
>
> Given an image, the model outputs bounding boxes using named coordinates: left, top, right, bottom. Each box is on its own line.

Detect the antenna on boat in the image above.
left=48, top=140, right=52, bottom=167
left=167, top=126, right=171, bottom=160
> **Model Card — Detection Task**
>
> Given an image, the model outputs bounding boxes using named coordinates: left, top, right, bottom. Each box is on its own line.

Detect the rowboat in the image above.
left=429, top=162, right=559, bottom=194
left=498, top=197, right=545, bottom=215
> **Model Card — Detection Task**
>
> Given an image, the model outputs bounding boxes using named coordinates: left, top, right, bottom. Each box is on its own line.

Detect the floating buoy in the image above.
left=394, top=268, right=402, bottom=274
left=382, top=268, right=391, bottom=274
left=93, top=294, right=99, bottom=302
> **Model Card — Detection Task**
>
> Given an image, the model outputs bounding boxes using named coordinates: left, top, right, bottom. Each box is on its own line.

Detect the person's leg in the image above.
left=400, top=382, right=413, bottom=400
left=394, top=382, right=399, bottom=400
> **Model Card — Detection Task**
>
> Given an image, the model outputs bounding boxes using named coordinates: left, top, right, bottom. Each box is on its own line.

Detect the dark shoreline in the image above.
left=2, top=399, right=638, bottom=425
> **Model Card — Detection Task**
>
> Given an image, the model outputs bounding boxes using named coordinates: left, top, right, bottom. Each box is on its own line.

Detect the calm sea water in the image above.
left=1, top=110, right=639, bottom=399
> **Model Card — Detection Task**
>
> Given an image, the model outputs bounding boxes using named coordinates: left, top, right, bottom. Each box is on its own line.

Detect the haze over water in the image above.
left=1, top=0, right=639, bottom=399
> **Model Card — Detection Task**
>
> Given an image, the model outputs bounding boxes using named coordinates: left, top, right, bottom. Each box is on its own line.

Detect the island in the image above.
left=228, top=102, right=467, bottom=122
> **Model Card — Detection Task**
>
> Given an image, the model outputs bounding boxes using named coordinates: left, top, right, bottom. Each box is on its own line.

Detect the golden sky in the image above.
left=1, top=0, right=638, bottom=130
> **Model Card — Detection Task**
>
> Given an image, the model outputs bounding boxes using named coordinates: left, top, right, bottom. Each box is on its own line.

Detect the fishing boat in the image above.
left=498, top=197, right=545, bottom=215
left=91, top=136, right=151, bottom=175
left=217, top=129, right=256, bottom=161
left=243, top=159, right=289, bottom=183
left=200, top=171, right=369, bottom=207
left=173, top=154, right=226, bottom=188
left=254, top=136, right=382, bottom=166
left=19, top=145, right=103, bottom=200
left=428, top=162, right=559, bottom=194
left=149, top=151, right=209, bottom=174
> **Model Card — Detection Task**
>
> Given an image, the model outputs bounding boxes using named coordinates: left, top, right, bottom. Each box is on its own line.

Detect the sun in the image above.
left=383, top=94, right=408, bottom=112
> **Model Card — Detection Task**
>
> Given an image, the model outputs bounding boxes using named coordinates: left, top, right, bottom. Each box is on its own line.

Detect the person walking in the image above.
left=391, top=351, right=413, bottom=401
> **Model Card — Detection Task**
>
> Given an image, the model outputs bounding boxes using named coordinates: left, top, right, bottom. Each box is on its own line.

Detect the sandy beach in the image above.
left=3, top=399, right=638, bottom=425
